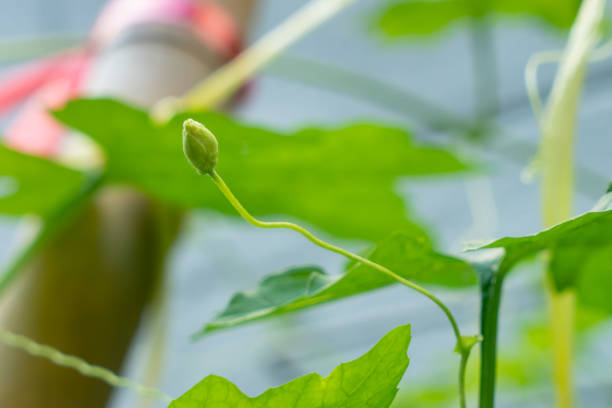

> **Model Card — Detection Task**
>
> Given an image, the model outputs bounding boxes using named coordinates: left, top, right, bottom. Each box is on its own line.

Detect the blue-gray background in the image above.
left=1, top=1, right=612, bottom=407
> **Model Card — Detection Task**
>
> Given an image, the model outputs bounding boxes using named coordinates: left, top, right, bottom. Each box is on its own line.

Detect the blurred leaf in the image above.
left=170, top=325, right=411, bottom=408
left=0, top=145, right=86, bottom=217
left=480, top=190, right=612, bottom=313
left=54, top=98, right=469, bottom=241
left=200, top=231, right=475, bottom=336
left=393, top=384, right=457, bottom=407
left=495, top=0, right=582, bottom=28
left=575, top=245, right=612, bottom=314
left=377, top=1, right=467, bottom=37
left=374, top=0, right=581, bottom=38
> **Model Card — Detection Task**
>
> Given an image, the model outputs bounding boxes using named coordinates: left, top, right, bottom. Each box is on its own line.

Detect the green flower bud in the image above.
left=183, top=119, right=219, bottom=174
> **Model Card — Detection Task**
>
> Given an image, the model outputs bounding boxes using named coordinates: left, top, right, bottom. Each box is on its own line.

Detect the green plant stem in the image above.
left=458, top=348, right=471, bottom=408
left=209, top=170, right=461, bottom=340
left=208, top=169, right=470, bottom=407
left=0, top=172, right=103, bottom=296
left=478, top=268, right=504, bottom=408
left=468, top=10, right=503, bottom=407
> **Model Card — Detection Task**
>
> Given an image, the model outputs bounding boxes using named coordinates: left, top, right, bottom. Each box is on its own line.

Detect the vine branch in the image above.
left=0, top=328, right=172, bottom=404
left=182, top=118, right=477, bottom=408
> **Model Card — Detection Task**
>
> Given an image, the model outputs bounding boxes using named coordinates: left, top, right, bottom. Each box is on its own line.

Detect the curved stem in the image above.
left=459, top=349, right=471, bottom=408
left=478, top=269, right=504, bottom=408
left=0, top=328, right=172, bottom=404
left=208, top=169, right=469, bottom=406
left=209, top=170, right=461, bottom=341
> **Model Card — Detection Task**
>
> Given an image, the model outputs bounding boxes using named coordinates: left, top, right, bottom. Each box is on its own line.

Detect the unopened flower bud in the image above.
left=183, top=119, right=218, bottom=174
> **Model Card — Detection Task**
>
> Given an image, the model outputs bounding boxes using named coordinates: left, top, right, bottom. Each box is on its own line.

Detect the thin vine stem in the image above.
left=0, top=328, right=172, bottom=404
left=458, top=348, right=470, bottom=408
left=207, top=169, right=470, bottom=407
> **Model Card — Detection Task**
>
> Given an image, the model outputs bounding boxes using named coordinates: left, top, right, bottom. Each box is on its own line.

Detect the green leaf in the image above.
left=479, top=191, right=612, bottom=312
left=169, top=325, right=411, bottom=408
left=200, top=231, right=475, bottom=336
left=376, top=1, right=467, bottom=37
left=0, top=145, right=86, bottom=217
left=53, top=98, right=469, bottom=240
left=495, top=0, right=582, bottom=28
left=374, top=0, right=581, bottom=39
left=575, top=245, right=612, bottom=314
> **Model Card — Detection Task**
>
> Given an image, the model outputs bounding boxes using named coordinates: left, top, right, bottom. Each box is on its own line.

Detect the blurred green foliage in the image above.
left=53, top=98, right=469, bottom=241
left=0, top=145, right=85, bottom=217
left=374, top=0, right=582, bottom=38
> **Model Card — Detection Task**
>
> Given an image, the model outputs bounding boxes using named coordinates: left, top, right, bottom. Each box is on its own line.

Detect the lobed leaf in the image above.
left=53, top=98, right=469, bottom=241
left=169, top=325, right=411, bottom=408
left=200, top=231, right=475, bottom=336
left=0, top=145, right=86, bottom=217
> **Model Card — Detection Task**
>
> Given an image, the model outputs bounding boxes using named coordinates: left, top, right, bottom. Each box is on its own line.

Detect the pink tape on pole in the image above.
left=4, top=52, right=90, bottom=156
left=0, top=56, right=67, bottom=117
left=191, top=1, right=242, bottom=58
left=2, top=0, right=242, bottom=156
